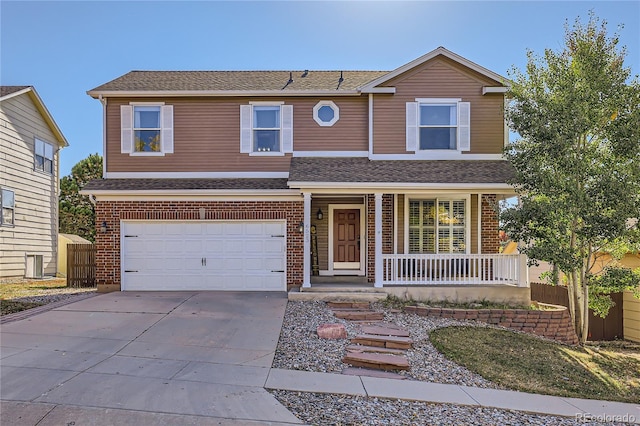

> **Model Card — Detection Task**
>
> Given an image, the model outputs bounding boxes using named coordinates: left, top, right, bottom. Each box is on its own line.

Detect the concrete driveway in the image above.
left=0, top=291, right=302, bottom=425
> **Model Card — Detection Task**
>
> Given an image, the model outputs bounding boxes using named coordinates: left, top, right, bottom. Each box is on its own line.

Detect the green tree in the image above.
left=501, top=13, right=640, bottom=343
left=59, top=154, right=103, bottom=242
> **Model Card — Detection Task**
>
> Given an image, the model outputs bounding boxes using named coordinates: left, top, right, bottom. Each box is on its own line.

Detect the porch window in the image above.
left=409, top=199, right=466, bottom=253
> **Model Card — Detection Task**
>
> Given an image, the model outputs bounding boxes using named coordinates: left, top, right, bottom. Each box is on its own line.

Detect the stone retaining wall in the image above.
left=404, top=305, right=579, bottom=345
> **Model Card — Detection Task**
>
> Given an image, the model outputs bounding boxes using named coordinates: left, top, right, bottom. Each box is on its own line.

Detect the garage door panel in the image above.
left=122, top=221, right=286, bottom=291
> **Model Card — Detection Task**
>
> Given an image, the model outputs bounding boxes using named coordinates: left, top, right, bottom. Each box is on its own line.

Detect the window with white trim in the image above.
left=35, top=139, right=54, bottom=174
left=406, top=99, right=470, bottom=152
left=1, top=188, right=15, bottom=226
left=240, top=104, right=293, bottom=155
left=409, top=199, right=466, bottom=253
left=313, top=101, right=339, bottom=126
left=120, top=104, right=174, bottom=155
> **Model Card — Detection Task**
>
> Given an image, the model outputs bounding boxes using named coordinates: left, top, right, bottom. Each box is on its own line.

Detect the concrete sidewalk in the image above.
left=265, top=369, right=640, bottom=424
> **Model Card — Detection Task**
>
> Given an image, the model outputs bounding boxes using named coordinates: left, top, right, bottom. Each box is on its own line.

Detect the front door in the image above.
left=333, top=209, right=360, bottom=270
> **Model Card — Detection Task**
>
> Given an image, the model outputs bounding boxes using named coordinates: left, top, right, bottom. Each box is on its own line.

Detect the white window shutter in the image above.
left=120, top=105, right=133, bottom=153
left=161, top=105, right=174, bottom=153
left=458, top=102, right=471, bottom=151
left=406, top=102, right=418, bottom=152
left=240, top=105, right=252, bottom=153
left=281, top=104, right=293, bottom=153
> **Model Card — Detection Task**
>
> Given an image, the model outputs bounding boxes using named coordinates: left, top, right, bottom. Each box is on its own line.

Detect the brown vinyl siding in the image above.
left=106, top=97, right=368, bottom=173
left=373, top=57, right=505, bottom=155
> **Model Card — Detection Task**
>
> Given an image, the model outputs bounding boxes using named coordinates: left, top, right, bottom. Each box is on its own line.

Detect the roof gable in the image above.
left=358, top=47, right=507, bottom=92
left=0, top=86, right=69, bottom=147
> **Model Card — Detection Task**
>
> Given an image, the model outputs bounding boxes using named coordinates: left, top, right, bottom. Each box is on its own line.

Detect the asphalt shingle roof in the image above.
left=288, top=158, right=515, bottom=184
left=0, top=86, right=30, bottom=98
left=89, top=71, right=388, bottom=93
left=82, top=178, right=291, bottom=192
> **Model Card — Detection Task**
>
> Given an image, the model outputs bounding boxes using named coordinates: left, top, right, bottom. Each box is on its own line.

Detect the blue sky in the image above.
left=2, top=1, right=638, bottom=177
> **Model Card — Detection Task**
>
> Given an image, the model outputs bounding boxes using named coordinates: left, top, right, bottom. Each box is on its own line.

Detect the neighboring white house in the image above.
left=0, top=86, right=69, bottom=279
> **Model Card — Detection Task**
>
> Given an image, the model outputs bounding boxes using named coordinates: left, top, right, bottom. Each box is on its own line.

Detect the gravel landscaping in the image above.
left=270, top=390, right=627, bottom=426
left=271, top=300, right=633, bottom=425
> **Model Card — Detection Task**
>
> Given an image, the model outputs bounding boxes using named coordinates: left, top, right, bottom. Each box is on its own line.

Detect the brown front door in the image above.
left=333, top=209, right=360, bottom=270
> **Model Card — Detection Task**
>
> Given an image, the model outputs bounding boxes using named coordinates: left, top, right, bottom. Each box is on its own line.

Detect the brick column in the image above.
left=481, top=194, right=500, bottom=254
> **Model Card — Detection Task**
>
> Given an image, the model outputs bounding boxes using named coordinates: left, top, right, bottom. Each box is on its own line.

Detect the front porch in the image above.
left=299, top=192, right=529, bottom=292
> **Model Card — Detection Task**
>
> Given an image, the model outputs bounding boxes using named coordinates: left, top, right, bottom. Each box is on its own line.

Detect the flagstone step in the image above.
left=333, top=311, right=385, bottom=321
left=345, top=344, right=407, bottom=356
left=341, top=367, right=407, bottom=380
left=343, top=352, right=410, bottom=371
left=361, top=325, right=411, bottom=337
left=351, top=334, right=413, bottom=349
left=327, top=301, right=371, bottom=309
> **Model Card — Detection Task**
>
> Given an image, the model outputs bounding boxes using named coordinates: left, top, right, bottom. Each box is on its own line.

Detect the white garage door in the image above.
left=121, top=221, right=286, bottom=291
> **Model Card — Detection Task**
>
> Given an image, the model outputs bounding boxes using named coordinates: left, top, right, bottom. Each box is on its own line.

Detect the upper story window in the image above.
left=254, top=106, right=281, bottom=152
left=406, top=99, right=470, bottom=153
left=120, top=104, right=173, bottom=156
left=240, top=103, right=293, bottom=155
left=313, top=101, right=339, bottom=126
left=1, top=188, right=15, bottom=226
left=35, top=139, right=54, bottom=174
left=134, top=106, right=161, bottom=152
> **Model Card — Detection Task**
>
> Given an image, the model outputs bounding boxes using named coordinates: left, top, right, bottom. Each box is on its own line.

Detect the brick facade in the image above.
left=95, top=200, right=303, bottom=291
left=404, top=305, right=579, bottom=345
left=481, top=194, right=500, bottom=254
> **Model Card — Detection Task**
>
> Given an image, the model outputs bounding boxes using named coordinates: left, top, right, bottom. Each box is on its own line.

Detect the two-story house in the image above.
left=0, top=86, right=69, bottom=279
left=83, top=47, right=529, bottom=303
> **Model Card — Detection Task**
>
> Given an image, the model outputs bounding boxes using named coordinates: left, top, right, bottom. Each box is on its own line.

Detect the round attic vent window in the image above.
left=313, top=101, right=339, bottom=126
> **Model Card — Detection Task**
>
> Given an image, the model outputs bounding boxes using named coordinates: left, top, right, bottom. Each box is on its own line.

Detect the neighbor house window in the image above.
left=409, top=199, right=466, bottom=253
left=120, top=104, right=173, bottom=155
left=406, top=99, right=470, bottom=152
left=239, top=103, right=293, bottom=154
left=35, top=139, right=54, bottom=174
left=134, top=106, right=161, bottom=152
left=1, top=188, right=15, bottom=226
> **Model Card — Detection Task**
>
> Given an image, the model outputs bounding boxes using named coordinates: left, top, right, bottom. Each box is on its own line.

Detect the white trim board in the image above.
left=103, top=171, right=289, bottom=179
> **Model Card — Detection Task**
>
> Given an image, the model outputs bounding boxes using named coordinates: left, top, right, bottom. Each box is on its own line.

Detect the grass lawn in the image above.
left=430, top=326, right=640, bottom=403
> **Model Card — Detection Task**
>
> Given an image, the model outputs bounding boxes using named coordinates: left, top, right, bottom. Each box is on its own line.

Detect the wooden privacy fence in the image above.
left=530, top=282, right=623, bottom=341
left=67, top=243, right=96, bottom=288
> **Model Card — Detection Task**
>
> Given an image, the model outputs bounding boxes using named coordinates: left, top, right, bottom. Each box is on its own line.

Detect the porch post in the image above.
left=374, top=193, right=383, bottom=287
left=302, top=192, right=311, bottom=288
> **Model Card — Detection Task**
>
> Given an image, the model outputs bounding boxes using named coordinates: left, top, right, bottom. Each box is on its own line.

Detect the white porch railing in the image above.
left=381, top=254, right=529, bottom=287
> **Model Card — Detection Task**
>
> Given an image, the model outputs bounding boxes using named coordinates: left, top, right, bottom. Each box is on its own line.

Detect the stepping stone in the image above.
left=361, top=325, right=410, bottom=337
left=343, top=352, right=410, bottom=371
left=370, top=322, right=406, bottom=330
left=345, top=344, right=406, bottom=355
left=327, top=301, right=370, bottom=309
left=333, top=311, right=384, bottom=321
left=342, top=367, right=407, bottom=380
left=317, top=323, right=347, bottom=339
left=351, top=334, right=412, bottom=350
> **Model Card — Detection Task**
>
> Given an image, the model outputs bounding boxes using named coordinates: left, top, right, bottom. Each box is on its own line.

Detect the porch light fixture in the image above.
left=100, top=221, right=108, bottom=233
left=298, top=221, right=304, bottom=233
left=316, top=208, right=323, bottom=220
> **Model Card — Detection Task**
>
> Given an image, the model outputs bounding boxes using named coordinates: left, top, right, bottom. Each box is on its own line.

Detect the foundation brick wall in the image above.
left=481, top=194, right=500, bottom=254
left=367, top=195, right=375, bottom=283
left=404, top=305, right=579, bottom=345
left=95, top=200, right=304, bottom=292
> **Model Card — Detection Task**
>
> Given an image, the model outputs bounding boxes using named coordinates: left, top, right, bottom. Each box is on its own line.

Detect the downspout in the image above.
left=368, top=93, right=373, bottom=159
left=99, top=95, right=107, bottom=178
